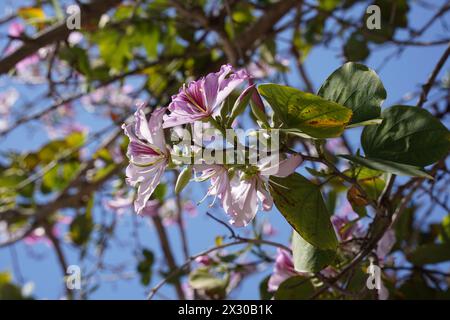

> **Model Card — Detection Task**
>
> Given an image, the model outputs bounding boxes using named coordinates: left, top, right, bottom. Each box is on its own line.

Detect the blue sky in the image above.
left=0, top=1, right=449, bottom=299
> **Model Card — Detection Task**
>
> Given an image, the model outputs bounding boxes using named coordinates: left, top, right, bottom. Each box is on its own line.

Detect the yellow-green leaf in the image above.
left=258, top=84, right=352, bottom=138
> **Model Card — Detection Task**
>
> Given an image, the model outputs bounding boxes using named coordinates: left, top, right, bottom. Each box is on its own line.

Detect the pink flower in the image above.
left=195, top=255, right=212, bottom=266
left=24, top=227, right=52, bottom=246
left=227, top=154, right=303, bottom=227
left=141, top=200, right=161, bottom=217
left=183, top=200, right=198, bottom=217
left=262, top=221, right=277, bottom=237
left=0, top=88, right=19, bottom=131
left=68, top=32, right=83, bottom=46
left=331, top=202, right=362, bottom=241
left=182, top=283, right=195, bottom=300
left=104, top=192, right=134, bottom=215
left=268, top=249, right=297, bottom=292
left=163, top=64, right=249, bottom=128
left=376, top=229, right=396, bottom=263
left=8, top=22, right=24, bottom=38
left=24, top=215, right=71, bottom=246
left=194, top=164, right=234, bottom=210
left=123, top=105, right=169, bottom=214
left=326, top=138, right=347, bottom=154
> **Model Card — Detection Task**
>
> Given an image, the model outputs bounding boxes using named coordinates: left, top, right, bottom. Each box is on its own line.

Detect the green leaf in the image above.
left=69, top=198, right=94, bottom=247
left=292, top=232, right=335, bottom=273
left=398, top=272, right=445, bottom=299
left=42, top=161, right=80, bottom=192
left=361, top=105, right=450, bottom=167
left=59, top=46, right=91, bottom=77
left=343, top=32, right=370, bottom=62
left=346, top=118, right=383, bottom=129
left=0, top=271, right=28, bottom=300
left=339, top=154, right=432, bottom=179
left=188, top=267, right=228, bottom=293
left=318, top=62, right=386, bottom=124
left=408, top=243, right=450, bottom=266
left=258, top=84, right=352, bottom=138
left=440, top=215, right=450, bottom=243
left=137, top=249, right=154, bottom=286
left=152, top=183, right=167, bottom=201
left=274, top=276, right=315, bottom=300
left=259, top=275, right=273, bottom=300
left=269, top=173, right=338, bottom=250
left=175, top=166, right=192, bottom=194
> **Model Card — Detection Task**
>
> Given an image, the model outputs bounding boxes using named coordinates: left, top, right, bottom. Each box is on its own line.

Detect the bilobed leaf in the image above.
left=408, top=243, right=450, bottom=266
left=258, top=84, right=352, bottom=138
left=318, top=62, right=386, bottom=124
left=339, top=154, right=432, bottom=179
left=269, top=173, right=338, bottom=250
left=292, top=231, right=335, bottom=273
left=274, top=276, right=315, bottom=300
left=361, top=105, right=450, bottom=167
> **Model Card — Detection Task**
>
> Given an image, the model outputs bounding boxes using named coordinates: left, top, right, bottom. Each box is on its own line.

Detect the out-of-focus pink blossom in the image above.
left=325, top=138, right=347, bottom=154
left=68, top=32, right=83, bottom=46
left=110, top=143, right=124, bottom=164
left=247, top=56, right=289, bottom=79
left=195, top=255, right=212, bottom=266
left=262, top=221, right=277, bottom=237
left=24, top=227, right=52, bottom=246
left=142, top=198, right=198, bottom=226
left=5, top=22, right=45, bottom=83
left=8, top=21, right=24, bottom=38
left=183, top=200, right=198, bottom=217
left=163, top=64, right=249, bottom=128
left=182, top=283, right=195, bottom=300
left=331, top=202, right=363, bottom=241
left=141, top=200, right=160, bottom=218
left=268, top=249, right=298, bottom=292
left=123, top=105, right=169, bottom=214
left=42, top=103, right=89, bottom=138
left=104, top=192, right=134, bottom=215
left=82, top=85, right=135, bottom=113
left=24, top=215, right=72, bottom=246
left=0, top=88, right=19, bottom=131
left=376, top=229, right=396, bottom=263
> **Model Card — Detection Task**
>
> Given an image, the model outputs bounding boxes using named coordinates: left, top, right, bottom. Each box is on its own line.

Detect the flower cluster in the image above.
left=122, top=64, right=303, bottom=226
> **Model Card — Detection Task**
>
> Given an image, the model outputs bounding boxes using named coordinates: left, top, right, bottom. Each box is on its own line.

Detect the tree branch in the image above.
left=0, top=0, right=122, bottom=75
